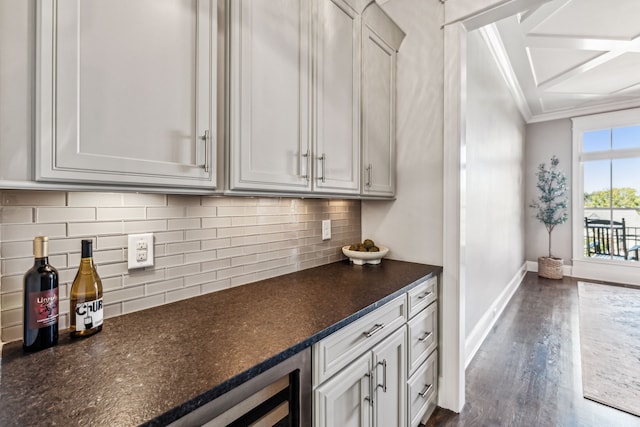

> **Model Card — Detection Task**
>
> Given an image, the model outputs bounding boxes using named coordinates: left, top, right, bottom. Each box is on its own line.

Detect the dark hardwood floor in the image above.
left=425, top=272, right=640, bottom=427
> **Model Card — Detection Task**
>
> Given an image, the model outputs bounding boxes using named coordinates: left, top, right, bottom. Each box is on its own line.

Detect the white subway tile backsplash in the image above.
left=166, top=264, right=201, bottom=280
left=108, top=285, right=145, bottom=304
left=147, top=206, right=186, bottom=219
left=2, top=223, right=67, bottom=242
left=166, top=241, right=200, bottom=255
left=184, top=249, right=217, bottom=264
left=1, top=190, right=65, bottom=206
left=155, top=230, right=186, bottom=244
left=146, top=278, right=184, bottom=296
left=97, top=207, right=146, bottom=221
left=93, top=249, right=125, bottom=264
left=1, top=257, right=34, bottom=276
left=1, top=291, right=21, bottom=311
left=1, top=275, right=22, bottom=293
left=124, top=269, right=165, bottom=287
left=123, top=220, right=167, bottom=234
left=1, top=191, right=360, bottom=344
left=186, top=206, right=217, bottom=218
left=1, top=240, right=32, bottom=258
left=201, top=217, right=232, bottom=228
left=36, top=207, right=96, bottom=223
left=68, top=192, right=124, bottom=207
left=154, top=254, right=186, bottom=269
left=97, top=234, right=129, bottom=250
left=68, top=221, right=123, bottom=237
left=168, top=218, right=201, bottom=230
left=1, top=207, right=33, bottom=224
left=122, top=294, right=165, bottom=314
left=122, top=193, right=166, bottom=206
left=166, top=286, right=200, bottom=303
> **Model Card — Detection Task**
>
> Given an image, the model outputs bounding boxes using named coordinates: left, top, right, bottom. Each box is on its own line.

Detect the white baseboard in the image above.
left=464, top=262, right=527, bottom=368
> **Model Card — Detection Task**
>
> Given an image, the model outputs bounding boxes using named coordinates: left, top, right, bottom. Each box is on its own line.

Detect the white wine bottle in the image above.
left=23, top=236, right=59, bottom=352
left=70, top=239, right=103, bottom=338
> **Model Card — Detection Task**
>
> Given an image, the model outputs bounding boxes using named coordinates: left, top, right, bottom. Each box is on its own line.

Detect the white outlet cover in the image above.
left=128, top=233, right=154, bottom=269
left=322, top=219, right=331, bottom=240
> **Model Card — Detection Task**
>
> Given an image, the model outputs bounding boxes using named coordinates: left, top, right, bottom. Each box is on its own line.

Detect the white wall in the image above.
left=362, top=0, right=444, bottom=266
left=465, top=30, right=526, bottom=341
left=525, top=119, right=573, bottom=263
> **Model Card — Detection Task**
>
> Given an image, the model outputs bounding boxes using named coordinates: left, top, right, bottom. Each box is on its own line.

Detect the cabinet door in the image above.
left=37, top=0, right=216, bottom=188
left=314, top=353, right=372, bottom=427
left=372, top=326, right=406, bottom=427
left=314, top=0, right=360, bottom=194
left=228, top=0, right=312, bottom=192
left=361, top=24, right=396, bottom=197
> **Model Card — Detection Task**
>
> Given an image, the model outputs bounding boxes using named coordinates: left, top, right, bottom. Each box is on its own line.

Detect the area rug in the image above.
left=577, top=282, right=640, bottom=417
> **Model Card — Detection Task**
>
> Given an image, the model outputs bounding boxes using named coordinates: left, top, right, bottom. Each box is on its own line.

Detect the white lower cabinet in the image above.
left=313, top=275, right=439, bottom=427
left=314, top=327, right=406, bottom=427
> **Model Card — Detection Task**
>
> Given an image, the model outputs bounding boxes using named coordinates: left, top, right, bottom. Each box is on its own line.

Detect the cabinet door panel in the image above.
left=361, top=26, right=395, bottom=196
left=373, top=327, right=406, bottom=427
left=38, top=0, right=215, bottom=187
left=314, top=0, right=360, bottom=193
left=314, top=353, right=372, bottom=427
left=229, top=0, right=312, bottom=192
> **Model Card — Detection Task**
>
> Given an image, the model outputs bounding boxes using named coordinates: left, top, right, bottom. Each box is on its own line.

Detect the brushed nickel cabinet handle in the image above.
left=419, top=383, right=433, bottom=398
left=418, top=291, right=433, bottom=300
left=364, top=371, right=374, bottom=407
left=201, top=130, right=210, bottom=172
left=301, top=149, right=310, bottom=181
left=377, top=359, right=387, bottom=392
left=318, top=153, right=326, bottom=183
left=366, top=164, right=372, bottom=187
left=418, top=331, right=433, bottom=342
left=363, top=323, right=384, bottom=338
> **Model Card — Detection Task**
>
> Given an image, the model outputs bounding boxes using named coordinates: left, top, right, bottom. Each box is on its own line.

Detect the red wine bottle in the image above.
left=23, top=236, right=59, bottom=352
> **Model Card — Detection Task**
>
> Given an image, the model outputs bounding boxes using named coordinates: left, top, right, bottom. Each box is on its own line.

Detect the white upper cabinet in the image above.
left=228, top=0, right=313, bottom=192
left=361, top=3, right=405, bottom=197
left=36, top=0, right=216, bottom=189
left=228, top=0, right=372, bottom=195
left=313, top=0, right=365, bottom=194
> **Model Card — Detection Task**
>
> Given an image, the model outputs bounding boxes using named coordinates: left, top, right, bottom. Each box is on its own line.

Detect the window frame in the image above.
left=572, top=107, right=640, bottom=267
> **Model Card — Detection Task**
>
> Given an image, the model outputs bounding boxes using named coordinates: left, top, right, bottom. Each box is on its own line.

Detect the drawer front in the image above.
left=407, top=276, right=437, bottom=318
left=407, top=350, right=437, bottom=427
left=407, top=302, right=437, bottom=376
left=313, top=294, right=407, bottom=386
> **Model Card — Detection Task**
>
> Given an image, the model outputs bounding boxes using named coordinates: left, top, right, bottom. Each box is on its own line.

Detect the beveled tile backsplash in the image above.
left=0, top=191, right=361, bottom=344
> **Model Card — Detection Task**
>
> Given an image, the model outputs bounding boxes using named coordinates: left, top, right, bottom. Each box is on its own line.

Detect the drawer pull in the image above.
left=418, top=383, right=433, bottom=398
left=417, top=291, right=433, bottom=300
left=363, top=323, right=384, bottom=338
left=418, top=331, right=433, bottom=342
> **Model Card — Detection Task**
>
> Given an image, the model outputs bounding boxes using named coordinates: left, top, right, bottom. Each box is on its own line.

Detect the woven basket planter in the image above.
left=538, top=256, right=563, bottom=279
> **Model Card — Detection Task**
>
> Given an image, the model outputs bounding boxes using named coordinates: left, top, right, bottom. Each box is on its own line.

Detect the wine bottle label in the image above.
left=28, top=289, right=58, bottom=329
left=74, top=298, right=104, bottom=332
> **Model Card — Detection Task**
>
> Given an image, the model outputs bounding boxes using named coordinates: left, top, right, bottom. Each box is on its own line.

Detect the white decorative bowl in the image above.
left=342, top=246, right=389, bottom=265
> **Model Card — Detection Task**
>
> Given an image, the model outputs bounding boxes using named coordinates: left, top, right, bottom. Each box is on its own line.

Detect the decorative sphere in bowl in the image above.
left=342, top=246, right=389, bottom=265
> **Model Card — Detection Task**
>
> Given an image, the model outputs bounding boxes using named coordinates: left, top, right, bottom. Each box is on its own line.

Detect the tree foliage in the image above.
left=530, top=155, right=568, bottom=258
left=584, top=187, right=640, bottom=208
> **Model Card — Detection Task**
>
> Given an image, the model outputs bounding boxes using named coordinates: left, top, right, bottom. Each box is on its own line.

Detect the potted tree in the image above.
left=530, top=155, right=568, bottom=279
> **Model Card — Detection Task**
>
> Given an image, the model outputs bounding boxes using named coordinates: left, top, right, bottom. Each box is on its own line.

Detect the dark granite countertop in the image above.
left=0, top=259, right=441, bottom=426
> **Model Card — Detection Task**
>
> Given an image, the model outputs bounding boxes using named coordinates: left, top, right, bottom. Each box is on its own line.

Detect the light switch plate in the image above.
left=128, top=233, right=154, bottom=269
left=322, top=219, right=331, bottom=240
